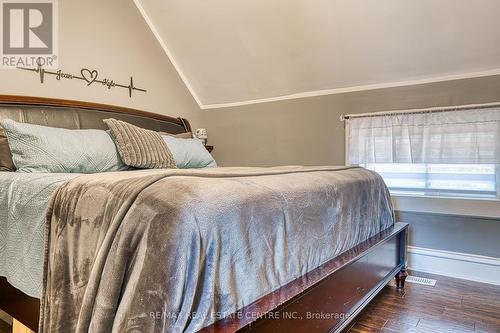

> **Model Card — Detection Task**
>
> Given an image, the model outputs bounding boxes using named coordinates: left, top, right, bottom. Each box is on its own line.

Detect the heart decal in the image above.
left=80, top=68, right=98, bottom=86
left=17, top=59, right=146, bottom=97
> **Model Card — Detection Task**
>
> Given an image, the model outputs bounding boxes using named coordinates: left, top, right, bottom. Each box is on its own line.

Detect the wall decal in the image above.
left=17, top=58, right=147, bottom=98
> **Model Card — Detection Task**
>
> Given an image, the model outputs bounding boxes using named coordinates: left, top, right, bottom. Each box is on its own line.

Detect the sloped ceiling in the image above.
left=135, top=0, right=500, bottom=108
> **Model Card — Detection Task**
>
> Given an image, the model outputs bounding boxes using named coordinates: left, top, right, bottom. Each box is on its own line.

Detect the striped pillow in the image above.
left=104, top=118, right=176, bottom=169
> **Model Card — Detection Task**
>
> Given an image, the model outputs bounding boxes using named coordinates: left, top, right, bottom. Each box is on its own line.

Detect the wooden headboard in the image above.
left=0, top=95, right=191, bottom=133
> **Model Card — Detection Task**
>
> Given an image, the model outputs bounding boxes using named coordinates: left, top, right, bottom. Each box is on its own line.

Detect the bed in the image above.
left=0, top=95, right=408, bottom=333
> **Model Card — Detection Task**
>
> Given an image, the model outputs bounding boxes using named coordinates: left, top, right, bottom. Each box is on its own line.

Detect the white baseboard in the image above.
left=408, top=246, right=500, bottom=286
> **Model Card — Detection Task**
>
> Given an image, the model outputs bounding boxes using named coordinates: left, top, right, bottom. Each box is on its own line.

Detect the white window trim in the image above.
left=497, top=164, right=500, bottom=200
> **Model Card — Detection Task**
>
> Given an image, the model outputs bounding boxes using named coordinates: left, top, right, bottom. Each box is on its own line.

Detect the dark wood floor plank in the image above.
left=354, top=313, right=388, bottom=330
left=345, top=271, right=500, bottom=333
left=417, top=317, right=475, bottom=332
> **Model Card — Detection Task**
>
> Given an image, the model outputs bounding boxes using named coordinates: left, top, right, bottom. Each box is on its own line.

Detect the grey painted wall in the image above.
left=203, top=75, right=500, bottom=259
left=203, top=75, right=500, bottom=167
left=396, top=211, right=500, bottom=258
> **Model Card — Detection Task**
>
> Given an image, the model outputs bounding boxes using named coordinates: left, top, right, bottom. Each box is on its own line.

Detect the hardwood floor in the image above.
left=344, top=271, right=500, bottom=333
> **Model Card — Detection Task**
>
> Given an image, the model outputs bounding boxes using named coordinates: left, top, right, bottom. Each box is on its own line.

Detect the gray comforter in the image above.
left=40, top=166, right=393, bottom=333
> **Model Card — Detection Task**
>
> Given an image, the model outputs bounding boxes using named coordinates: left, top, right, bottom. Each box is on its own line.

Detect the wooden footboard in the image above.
left=201, top=222, right=409, bottom=333
left=0, top=223, right=408, bottom=333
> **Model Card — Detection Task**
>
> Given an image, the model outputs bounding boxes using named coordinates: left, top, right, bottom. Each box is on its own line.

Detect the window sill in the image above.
left=391, top=193, right=500, bottom=219
left=391, top=192, right=500, bottom=202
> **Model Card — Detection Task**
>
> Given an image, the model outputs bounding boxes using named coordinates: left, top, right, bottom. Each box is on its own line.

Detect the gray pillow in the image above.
left=0, top=119, right=127, bottom=173
left=104, top=118, right=176, bottom=169
left=162, top=135, right=217, bottom=168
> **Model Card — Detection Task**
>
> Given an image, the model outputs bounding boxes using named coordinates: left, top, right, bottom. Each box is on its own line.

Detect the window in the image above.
left=345, top=105, right=500, bottom=200
left=362, top=163, right=498, bottom=199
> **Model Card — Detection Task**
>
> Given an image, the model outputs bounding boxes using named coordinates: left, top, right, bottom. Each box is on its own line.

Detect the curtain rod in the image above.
left=340, top=101, right=500, bottom=121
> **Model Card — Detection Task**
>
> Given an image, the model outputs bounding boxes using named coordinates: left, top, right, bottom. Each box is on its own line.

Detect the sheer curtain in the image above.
left=346, top=107, right=500, bottom=165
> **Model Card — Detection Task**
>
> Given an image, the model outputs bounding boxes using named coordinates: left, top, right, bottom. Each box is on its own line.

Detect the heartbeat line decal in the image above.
left=17, top=58, right=147, bottom=98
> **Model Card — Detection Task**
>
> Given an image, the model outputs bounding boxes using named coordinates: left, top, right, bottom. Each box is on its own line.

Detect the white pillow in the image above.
left=162, top=135, right=217, bottom=168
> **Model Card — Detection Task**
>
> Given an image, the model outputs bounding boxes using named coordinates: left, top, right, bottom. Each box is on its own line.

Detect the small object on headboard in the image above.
left=17, top=58, right=146, bottom=98
left=195, top=128, right=208, bottom=145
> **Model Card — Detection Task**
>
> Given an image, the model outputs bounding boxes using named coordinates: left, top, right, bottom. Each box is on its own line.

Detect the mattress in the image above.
left=0, top=166, right=394, bottom=333
left=39, top=166, right=394, bottom=333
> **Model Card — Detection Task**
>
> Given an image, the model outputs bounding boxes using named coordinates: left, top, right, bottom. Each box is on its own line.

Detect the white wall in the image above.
left=139, top=0, right=500, bottom=106
left=0, top=0, right=201, bottom=127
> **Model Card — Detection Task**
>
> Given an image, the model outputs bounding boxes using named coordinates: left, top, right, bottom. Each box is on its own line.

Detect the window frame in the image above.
left=360, top=162, right=499, bottom=200
left=497, top=165, right=500, bottom=200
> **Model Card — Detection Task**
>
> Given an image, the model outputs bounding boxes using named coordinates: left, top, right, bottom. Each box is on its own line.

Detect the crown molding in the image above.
left=200, top=68, right=500, bottom=109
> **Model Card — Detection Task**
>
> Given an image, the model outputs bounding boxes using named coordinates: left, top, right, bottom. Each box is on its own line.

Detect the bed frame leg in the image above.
left=395, top=269, right=408, bottom=290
